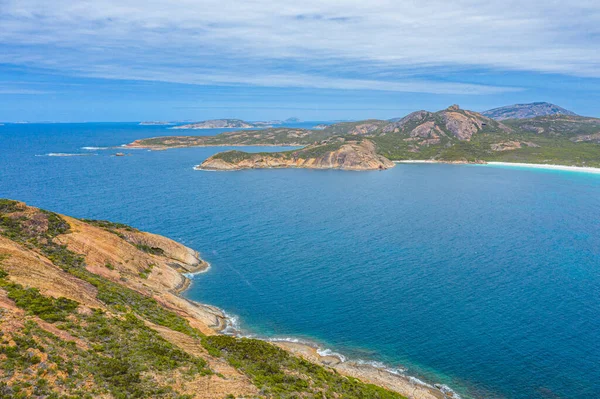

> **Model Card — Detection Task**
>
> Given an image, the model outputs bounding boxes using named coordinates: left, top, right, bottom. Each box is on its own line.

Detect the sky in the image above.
left=1, top=0, right=599, bottom=122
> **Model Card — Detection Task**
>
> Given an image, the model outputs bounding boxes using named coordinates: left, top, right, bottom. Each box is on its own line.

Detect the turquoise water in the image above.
left=1, top=123, right=599, bottom=399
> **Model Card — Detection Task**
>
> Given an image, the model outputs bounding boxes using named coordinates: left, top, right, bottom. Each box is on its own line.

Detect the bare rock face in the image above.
left=347, top=123, right=383, bottom=135
left=572, top=132, right=600, bottom=143
left=198, top=140, right=395, bottom=171
left=383, top=111, right=433, bottom=133
left=410, top=121, right=442, bottom=138
left=491, top=141, right=541, bottom=151
left=382, top=106, right=511, bottom=142
left=440, top=110, right=482, bottom=141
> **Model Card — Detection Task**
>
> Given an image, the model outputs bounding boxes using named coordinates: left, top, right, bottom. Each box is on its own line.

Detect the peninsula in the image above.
left=127, top=103, right=600, bottom=171
left=0, top=199, right=449, bottom=399
left=198, top=139, right=395, bottom=171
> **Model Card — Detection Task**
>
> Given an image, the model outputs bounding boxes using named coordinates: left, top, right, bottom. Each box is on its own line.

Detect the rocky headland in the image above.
left=197, top=139, right=395, bottom=171
left=0, top=199, right=456, bottom=399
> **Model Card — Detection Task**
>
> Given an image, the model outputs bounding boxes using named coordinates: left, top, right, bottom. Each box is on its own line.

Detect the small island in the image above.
left=139, top=121, right=176, bottom=126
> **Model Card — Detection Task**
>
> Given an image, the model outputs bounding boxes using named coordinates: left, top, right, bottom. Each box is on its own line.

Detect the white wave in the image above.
left=182, top=262, right=211, bottom=279
left=316, top=348, right=347, bottom=362
left=409, top=376, right=436, bottom=389
left=202, top=300, right=460, bottom=398
left=220, top=311, right=246, bottom=336
left=353, top=359, right=407, bottom=375
left=268, top=337, right=306, bottom=344
left=36, top=153, right=97, bottom=157
left=435, top=384, right=462, bottom=399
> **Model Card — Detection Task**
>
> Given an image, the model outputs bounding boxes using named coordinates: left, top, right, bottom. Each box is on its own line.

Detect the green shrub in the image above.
left=0, top=274, right=78, bottom=323
left=135, top=244, right=165, bottom=256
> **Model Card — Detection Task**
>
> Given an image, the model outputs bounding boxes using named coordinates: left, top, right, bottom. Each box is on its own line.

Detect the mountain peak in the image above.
left=481, top=102, right=578, bottom=120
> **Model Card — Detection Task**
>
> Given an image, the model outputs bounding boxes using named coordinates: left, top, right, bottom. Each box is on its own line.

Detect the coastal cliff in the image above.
left=197, top=139, right=395, bottom=171
left=0, top=199, right=451, bottom=399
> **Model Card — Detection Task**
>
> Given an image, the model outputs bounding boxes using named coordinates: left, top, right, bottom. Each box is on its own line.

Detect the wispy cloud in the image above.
left=1, top=0, right=599, bottom=93
left=0, top=88, right=51, bottom=95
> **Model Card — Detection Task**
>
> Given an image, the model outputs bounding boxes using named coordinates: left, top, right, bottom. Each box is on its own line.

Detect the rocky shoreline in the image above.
left=176, top=262, right=460, bottom=399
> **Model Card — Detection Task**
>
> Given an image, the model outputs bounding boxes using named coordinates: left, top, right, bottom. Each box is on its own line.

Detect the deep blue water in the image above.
left=1, top=123, right=599, bottom=399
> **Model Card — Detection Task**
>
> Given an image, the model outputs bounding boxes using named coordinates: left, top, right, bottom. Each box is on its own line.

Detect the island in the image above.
left=126, top=103, right=600, bottom=171
left=0, top=199, right=450, bottom=399
left=139, top=121, right=176, bottom=126
left=171, top=118, right=286, bottom=129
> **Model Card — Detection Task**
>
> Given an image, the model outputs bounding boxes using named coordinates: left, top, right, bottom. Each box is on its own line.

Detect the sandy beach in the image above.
left=483, top=161, right=600, bottom=174
left=395, top=160, right=600, bottom=174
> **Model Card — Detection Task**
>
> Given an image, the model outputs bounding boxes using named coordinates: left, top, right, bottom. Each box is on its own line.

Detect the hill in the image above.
left=1, top=199, right=453, bottom=398
left=502, top=114, right=600, bottom=138
left=128, top=104, right=600, bottom=168
left=197, top=139, right=395, bottom=171
left=481, top=102, right=578, bottom=120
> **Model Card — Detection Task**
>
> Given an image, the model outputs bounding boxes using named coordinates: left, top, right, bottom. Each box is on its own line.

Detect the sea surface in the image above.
left=1, top=122, right=599, bottom=399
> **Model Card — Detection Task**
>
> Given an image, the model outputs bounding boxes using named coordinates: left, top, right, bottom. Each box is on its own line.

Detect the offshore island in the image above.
left=127, top=103, right=600, bottom=171
left=0, top=199, right=450, bottom=399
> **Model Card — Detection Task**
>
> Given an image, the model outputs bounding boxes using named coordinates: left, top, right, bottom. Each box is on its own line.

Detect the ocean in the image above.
left=0, top=122, right=598, bottom=399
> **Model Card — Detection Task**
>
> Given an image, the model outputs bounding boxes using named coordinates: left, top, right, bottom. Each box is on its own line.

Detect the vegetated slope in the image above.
left=481, top=102, right=578, bottom=120
left=0, top=199, right=408, bottom=399
left=198, top=139, right=395, bottom=170
left=128, top=127, right=336, bottom=148
left=502, top=115, right=600, bottom=138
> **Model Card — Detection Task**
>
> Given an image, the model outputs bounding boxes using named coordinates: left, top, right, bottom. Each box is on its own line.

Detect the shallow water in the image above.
left=1, top=123, right=599, bottom=399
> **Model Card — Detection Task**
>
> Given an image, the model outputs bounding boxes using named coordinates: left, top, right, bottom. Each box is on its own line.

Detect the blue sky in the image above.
left=1, top=0, right=599, bottom=122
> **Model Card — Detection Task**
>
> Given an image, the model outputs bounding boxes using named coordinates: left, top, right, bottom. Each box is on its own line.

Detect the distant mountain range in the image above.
left=481, top=102, right=578, bottom=120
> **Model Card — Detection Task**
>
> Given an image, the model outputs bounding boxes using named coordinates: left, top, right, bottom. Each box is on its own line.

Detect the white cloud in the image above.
left=1, top=0, right=599, bottom=92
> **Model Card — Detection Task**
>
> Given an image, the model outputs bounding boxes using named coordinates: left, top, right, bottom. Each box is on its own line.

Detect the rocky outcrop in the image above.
left=490, top=141, right=539, bottom=151
left=197, top=140, right=395, bottom=171
left=384, top=111, right=433, bottom=133
left=572, top=132, right=600, bottom=143
left=383, top=105, right=511, bottom=142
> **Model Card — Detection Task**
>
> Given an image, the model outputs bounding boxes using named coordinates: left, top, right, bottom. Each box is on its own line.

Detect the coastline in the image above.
left=125, top=143, right=305, bottom=150
left=393, top=160, right=484, bottom=165
left=396, top=160, right=600, bottom=174
left=482, top=161, right=600, bottom=174
left=177, top=262, right=459, bottom=399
